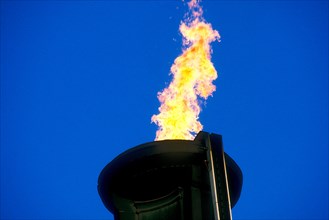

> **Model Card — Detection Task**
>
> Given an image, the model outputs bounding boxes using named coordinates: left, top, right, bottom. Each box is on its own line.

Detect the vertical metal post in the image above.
left=206, top=133, right=233, bottom=220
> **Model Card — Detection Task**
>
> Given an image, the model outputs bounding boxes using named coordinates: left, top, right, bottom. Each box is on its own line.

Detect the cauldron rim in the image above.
left=98, top=135, right=242, bottom=214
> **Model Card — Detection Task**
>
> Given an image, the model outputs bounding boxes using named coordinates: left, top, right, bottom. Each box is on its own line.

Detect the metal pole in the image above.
left=206, top=133, right=233, bottom=220
left=206, top=136, right=221, bottom=220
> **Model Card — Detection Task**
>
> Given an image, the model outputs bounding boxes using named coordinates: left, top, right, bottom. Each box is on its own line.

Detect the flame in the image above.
left=151, top=0, right=220, bottom=140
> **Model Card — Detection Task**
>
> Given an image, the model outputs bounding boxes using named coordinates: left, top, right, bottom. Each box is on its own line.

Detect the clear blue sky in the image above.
left=1, top=1, right=328, bottom=220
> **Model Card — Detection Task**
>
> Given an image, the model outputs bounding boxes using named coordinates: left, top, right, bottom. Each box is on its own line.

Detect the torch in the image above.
left=98, top=1, right=243, bottom=219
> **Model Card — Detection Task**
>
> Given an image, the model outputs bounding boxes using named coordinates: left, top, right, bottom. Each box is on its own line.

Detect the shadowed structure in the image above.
left=98, top=131, right=243, bottom=220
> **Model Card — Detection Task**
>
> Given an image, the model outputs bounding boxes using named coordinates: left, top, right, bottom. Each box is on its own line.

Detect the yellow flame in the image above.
left=151, top=0, right=220, bottom=140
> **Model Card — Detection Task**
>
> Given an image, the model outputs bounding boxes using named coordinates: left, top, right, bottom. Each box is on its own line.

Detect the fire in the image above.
left=151, top=0, right=220, bottom=140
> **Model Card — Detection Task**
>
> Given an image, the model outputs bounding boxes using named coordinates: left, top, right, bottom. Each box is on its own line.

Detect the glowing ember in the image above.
left=151, top=0, right=220, bottom=140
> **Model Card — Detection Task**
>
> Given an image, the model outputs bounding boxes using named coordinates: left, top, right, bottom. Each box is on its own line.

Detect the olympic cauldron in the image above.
left=98, top=131, right=242, bottom=220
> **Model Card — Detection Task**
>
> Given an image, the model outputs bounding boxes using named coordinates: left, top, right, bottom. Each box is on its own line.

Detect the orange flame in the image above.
left=151, top=0, right=220, bottom=140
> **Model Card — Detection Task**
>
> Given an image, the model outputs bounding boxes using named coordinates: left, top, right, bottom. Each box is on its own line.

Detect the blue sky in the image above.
left=1, top=1, right=328, bottom=219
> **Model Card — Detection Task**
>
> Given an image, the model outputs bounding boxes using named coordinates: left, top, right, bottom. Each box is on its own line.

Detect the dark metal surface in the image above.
left=98, top=131, right=242, bottom=219
left=206, top=133, right=232, bottom=220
